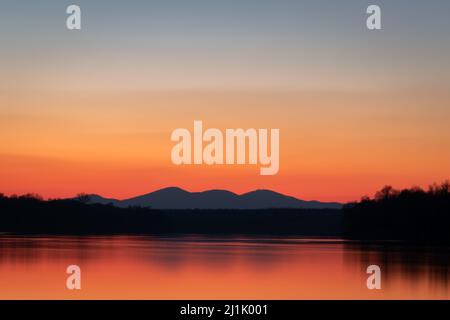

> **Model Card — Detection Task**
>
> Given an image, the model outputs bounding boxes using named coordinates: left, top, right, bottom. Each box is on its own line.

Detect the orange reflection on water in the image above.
left=0, top=236, right=449, bottom=299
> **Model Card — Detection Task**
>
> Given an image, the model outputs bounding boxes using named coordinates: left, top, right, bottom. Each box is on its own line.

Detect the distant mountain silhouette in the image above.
left=80, top=187, right=342, bottom=209
left=0, top=194, right=342, bottom=236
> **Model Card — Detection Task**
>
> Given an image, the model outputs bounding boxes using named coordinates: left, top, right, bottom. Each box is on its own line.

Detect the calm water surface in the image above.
left=0, top=235, right=449, bottom=299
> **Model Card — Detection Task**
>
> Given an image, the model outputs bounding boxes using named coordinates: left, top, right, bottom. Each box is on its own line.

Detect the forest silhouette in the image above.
left=0, top=193, right=340, bottom=236
left=1, top=181, right=449, bottom=242
left=343, top=181, right=450, bottom=243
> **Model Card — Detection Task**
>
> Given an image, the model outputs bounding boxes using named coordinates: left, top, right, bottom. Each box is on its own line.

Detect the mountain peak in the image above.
left=153, top=187, right=189, bottom=194
left=199, top=189, right=238, bottom=196
left=242, top=189, right=284, bottom=196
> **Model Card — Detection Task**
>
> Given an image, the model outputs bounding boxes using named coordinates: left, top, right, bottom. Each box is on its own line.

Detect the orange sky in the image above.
left=1, top=88, right=449, bottom=202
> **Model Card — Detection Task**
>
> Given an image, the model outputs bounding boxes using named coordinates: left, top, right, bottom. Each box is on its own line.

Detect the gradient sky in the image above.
left=1, top=0, right=450, bottom=202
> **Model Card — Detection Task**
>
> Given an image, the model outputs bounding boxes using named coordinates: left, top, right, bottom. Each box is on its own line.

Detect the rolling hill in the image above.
left=80, top=187, right=342, bottom=209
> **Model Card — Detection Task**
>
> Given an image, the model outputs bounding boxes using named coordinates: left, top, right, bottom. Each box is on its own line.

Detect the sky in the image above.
left=1, top=0, right=450, bottom=202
